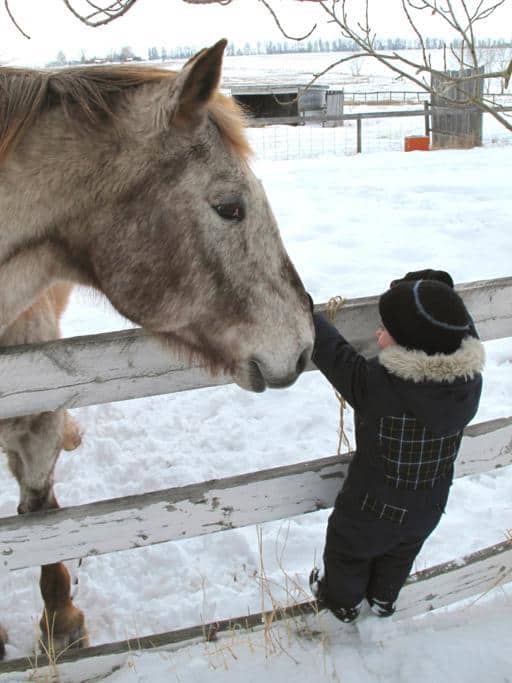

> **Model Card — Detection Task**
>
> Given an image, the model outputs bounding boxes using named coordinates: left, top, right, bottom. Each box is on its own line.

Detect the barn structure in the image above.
left=229, top=84, right=344, bottom=125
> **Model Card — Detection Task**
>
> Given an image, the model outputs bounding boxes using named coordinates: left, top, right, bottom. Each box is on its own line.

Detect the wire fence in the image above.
left=343, top=91, right=512, bottom=106
left=247, top=108, right=512, bottom=161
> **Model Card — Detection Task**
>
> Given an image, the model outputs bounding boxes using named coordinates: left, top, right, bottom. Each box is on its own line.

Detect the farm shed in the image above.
left=230, top=83, right=343, bottom=123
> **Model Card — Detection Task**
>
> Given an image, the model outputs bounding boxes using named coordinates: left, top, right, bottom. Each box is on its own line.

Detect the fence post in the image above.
left=356, top=116, right=362, bottom=153
left=424, top=101, right=430, bottom=136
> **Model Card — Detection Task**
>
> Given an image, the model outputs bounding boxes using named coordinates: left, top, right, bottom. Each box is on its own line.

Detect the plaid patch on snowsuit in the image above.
left=377, top=414, right=463, bottom=490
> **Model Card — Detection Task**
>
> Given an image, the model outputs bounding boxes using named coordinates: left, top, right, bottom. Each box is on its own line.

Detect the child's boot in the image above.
left=309, top=568, right=361, bottom=623
left=368, top=596, right=396, bottom=617
left=309, top=567, right=326, bottom=602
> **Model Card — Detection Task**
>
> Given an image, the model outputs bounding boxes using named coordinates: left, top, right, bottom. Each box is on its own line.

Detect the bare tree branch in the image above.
left=4, top=0, right=30, bottom=38
left=61, top=0, right=139, bottom=27
left=258, top=0, right=317, bottom=41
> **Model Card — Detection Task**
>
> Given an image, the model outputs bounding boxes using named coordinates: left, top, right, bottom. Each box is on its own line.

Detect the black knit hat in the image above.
left=379, top=280, right=472, bottom=355
left=389, top=269, right=454, bottom=289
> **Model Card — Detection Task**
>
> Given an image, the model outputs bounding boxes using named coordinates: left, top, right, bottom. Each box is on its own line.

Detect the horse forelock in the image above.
left=0, top=64, right=252, bottom=165
left=208, top=93, right=252, bottom=160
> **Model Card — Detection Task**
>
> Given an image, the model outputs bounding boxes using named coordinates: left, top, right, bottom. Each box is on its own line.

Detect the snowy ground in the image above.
left=1, top=132, right=511, bottom=680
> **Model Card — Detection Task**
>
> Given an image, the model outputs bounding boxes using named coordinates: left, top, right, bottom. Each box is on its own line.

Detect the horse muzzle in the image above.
left=236, top=347, right=312, bottom=393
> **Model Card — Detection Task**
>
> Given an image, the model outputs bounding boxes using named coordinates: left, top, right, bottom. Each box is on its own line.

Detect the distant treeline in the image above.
left=151, top=36, right=512, bottom=59
left=47, top=37, right=511, bottom=67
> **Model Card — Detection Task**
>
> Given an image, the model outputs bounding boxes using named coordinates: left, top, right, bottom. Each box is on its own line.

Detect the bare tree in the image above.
left=261, top=0, right=512, bottom=132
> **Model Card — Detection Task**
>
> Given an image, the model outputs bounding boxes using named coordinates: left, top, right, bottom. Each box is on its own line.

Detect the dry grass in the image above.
left=201, top=522, right=335, bottom=677
left=26, top=615, right=61, bottom=683
left=22, top=525, right=337, bottom=679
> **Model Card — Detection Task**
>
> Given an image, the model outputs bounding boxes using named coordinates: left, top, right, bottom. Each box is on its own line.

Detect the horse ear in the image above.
left=182, top=46, right=209, bottom=68
left=169, top=39, right=227, bottom=125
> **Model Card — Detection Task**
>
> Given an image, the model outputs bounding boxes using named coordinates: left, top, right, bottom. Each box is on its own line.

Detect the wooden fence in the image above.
left=0, top=276, right=511, bottom=676
left=431, top=67, right=485, bottom=148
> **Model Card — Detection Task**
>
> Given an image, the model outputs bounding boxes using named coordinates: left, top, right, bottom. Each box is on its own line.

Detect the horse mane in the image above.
left=0, top=64, right=251, bottom=165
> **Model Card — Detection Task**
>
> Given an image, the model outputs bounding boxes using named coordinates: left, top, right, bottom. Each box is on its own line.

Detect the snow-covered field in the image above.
left=168, top=49, right=512, bottom=94
left=1, top=53, right=511, bottom=683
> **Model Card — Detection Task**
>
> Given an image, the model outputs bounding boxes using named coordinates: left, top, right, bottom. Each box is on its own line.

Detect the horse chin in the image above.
left=234, top=359, right=268, bottom=393
left=234, top=359, right=302, bottom=393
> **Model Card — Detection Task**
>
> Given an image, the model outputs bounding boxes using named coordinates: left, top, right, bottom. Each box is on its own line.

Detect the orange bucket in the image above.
left=404, top=135, right=430, bottom=152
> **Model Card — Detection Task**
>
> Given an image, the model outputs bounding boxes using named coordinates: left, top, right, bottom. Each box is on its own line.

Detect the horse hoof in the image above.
left=40, top=608, right=89, bottom=656
left=41, top=626, right=89, bottom=656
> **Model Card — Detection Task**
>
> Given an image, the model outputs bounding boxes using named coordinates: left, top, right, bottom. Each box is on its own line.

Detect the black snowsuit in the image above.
left=312, top=312, right=484, bottom=609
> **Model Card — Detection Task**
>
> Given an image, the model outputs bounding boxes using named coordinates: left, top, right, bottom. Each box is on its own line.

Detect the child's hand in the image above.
left=390, top=269, right=454, bottom=289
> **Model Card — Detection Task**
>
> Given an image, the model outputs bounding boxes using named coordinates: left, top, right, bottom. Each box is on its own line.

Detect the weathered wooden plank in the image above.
left=1, top=416, right=510, bottom=573
left=396, top=538, right=512, bottom=620
left=457, top=415, right=512, bottom=475
left=431, top=67, right=484, bottom=148
left=0, top=277, right=510, bottom=420
left=252, top=107, right=427, bottom=127
left=0, top=330, right=230, bottom=420
left=1, top=538, right=510, bottom=677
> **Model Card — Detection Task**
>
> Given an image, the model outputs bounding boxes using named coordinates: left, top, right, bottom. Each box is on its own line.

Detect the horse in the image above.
left=0, top=39, right=313, bottom=658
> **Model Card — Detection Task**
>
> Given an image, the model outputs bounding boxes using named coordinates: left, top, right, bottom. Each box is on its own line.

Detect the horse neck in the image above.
left=0, top=110, right=125, bottom=257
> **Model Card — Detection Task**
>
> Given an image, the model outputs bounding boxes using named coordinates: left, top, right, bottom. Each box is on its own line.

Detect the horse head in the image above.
left=2, top=41, right=314, bottom=391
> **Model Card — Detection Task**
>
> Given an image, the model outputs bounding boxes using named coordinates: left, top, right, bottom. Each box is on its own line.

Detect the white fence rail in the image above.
left=0, top=415, right=510, bottom=572
left=1, top=277, right=511, bottom=420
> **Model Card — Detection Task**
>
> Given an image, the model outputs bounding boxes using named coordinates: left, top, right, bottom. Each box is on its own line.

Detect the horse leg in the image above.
left=0, top=625, right=6, bottom=660
left=39, top=563, right=89, bottom=655
left=4, top=410, right=89, bottom=654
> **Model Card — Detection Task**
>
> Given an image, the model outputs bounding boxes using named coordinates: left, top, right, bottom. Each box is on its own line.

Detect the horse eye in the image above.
left=214, top=203, right=245, bottom=222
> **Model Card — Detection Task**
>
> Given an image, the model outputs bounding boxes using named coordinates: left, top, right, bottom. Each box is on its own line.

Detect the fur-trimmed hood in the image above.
left=377, top=336, right=484, bottom=436
left=311, top=310, right=483, bottom=441
left=378, top=336, right=485, bottom=384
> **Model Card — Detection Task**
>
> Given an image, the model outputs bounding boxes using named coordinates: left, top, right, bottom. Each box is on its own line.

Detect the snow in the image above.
left=1, top=92, right=512, bottom=680
left=62, top=598, right=512, bottom=683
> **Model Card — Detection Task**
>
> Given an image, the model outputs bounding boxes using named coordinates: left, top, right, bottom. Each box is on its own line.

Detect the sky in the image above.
left=0, top=0, right=510, bottom=66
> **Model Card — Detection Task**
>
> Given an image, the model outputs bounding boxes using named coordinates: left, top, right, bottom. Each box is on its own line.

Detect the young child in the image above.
left=309, top=269, right=484, bottom=622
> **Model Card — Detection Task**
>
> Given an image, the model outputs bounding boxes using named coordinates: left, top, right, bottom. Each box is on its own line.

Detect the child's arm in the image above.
left=311, top=310, right=369, bottom=410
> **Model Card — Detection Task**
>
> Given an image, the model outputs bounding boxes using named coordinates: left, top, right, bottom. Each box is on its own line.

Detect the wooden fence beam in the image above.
left=0, top=277, right=510, bottom=420
left=1, top=415, right=510, bottom=573
left=396, top=537, right=512, bottom=621
left=249, top=105, right=512, bottom=127
left=1, top=537, right=510, bottom=677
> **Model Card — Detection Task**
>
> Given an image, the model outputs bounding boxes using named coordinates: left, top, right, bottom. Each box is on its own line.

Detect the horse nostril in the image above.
left=248, top=357, right=267, bottom=393
left=296, top=347, right=311, bottom=376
